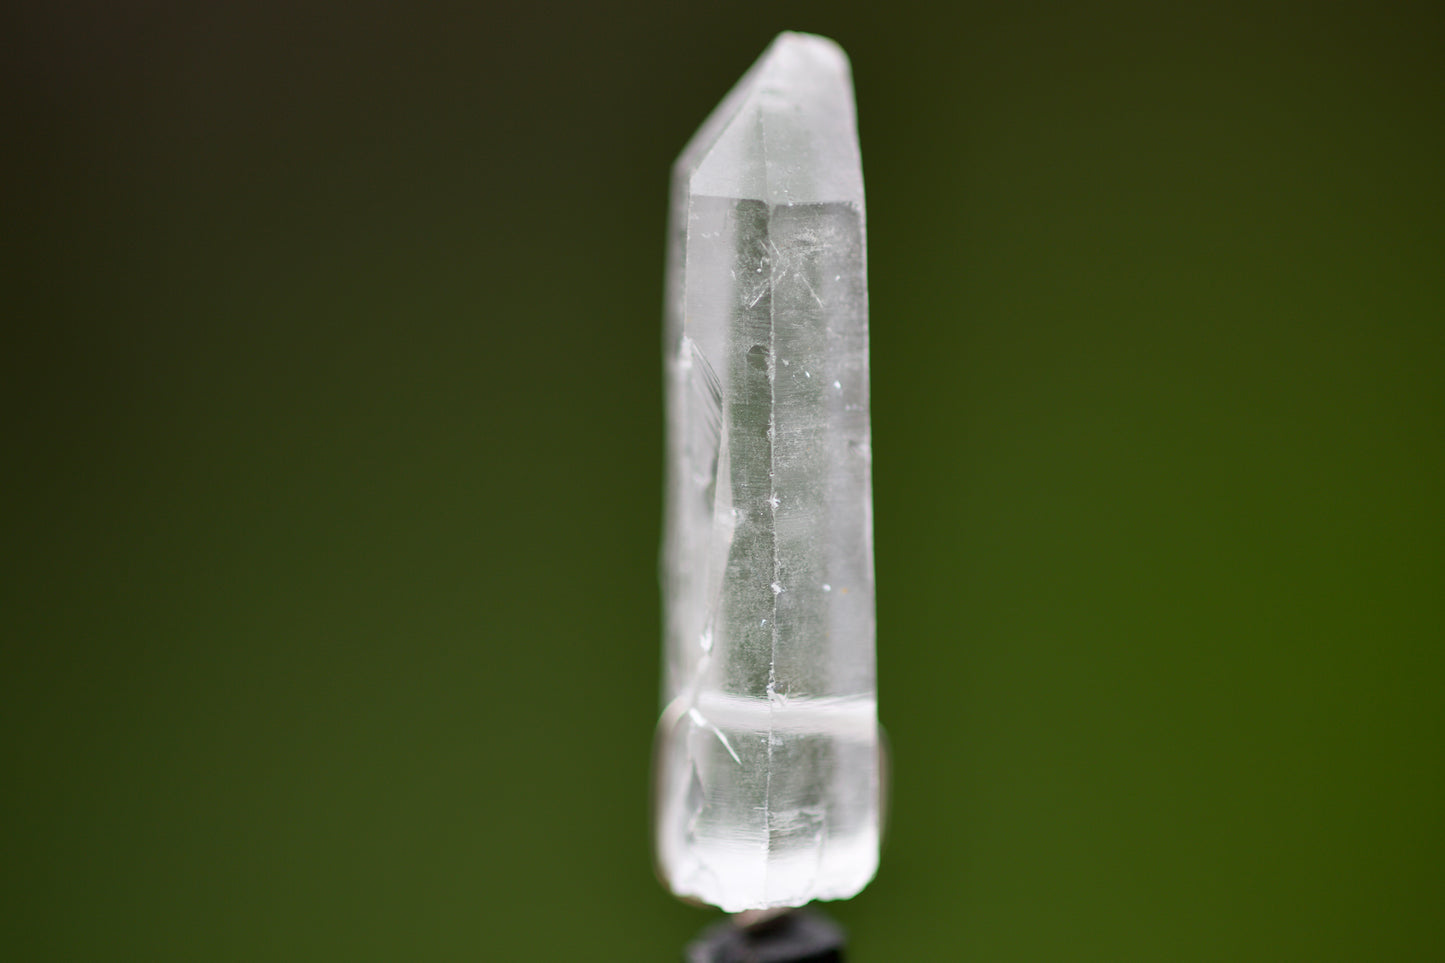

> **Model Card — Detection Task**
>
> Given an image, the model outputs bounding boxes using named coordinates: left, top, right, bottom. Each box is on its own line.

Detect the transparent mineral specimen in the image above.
left=655, top=32, right=878, bottom=913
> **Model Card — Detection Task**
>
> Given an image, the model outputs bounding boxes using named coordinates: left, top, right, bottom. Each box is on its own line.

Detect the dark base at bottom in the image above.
left=685, top=908, right=846, bottom=963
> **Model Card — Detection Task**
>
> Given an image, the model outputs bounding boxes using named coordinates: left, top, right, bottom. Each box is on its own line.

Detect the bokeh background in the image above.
left=5, top=1, right=1442, bottom=959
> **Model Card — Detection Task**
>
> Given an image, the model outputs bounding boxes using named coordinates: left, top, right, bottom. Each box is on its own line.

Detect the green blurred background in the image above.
left=4, top=1, right=1442, bottom=959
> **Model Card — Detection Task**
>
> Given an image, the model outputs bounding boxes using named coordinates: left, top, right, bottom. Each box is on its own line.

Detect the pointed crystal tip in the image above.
left=676, top=32, right=863, bottom=207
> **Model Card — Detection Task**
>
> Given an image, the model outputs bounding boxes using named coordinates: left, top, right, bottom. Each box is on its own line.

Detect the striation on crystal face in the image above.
left=655, top=32, right=877, bottom=913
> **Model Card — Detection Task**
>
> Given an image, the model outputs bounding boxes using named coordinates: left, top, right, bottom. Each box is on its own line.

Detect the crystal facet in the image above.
left=656, top=32, right=877, bottom=913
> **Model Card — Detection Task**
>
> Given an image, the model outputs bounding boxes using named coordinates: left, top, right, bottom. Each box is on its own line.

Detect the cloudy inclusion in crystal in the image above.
left=656, top=33, right=878, bottom=912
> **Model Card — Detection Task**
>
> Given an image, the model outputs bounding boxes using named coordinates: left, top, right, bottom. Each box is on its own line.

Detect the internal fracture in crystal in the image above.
left=655, top=32, right=878, bottom=913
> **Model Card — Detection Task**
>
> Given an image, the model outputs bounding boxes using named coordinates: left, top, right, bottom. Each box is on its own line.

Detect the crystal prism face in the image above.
left=656, top=33, right=878, bottom=913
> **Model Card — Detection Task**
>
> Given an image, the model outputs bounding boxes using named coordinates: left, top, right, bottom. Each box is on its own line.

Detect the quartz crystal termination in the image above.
left=656, top=33, right=877, bottom=913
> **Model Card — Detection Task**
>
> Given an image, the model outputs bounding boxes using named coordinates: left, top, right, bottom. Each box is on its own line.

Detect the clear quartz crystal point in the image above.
left=656, top=32, right=877, bottom=913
